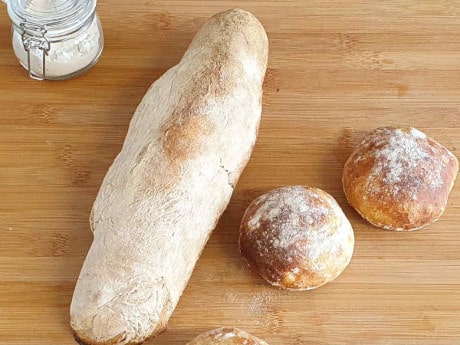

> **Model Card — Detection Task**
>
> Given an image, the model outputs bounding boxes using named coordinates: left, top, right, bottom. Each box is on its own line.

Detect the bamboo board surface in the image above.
left=0, top=1, right=459, bottom=344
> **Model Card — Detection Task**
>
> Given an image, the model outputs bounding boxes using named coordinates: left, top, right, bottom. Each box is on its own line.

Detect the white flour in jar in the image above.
left=12, top=2, right=102, bottom=79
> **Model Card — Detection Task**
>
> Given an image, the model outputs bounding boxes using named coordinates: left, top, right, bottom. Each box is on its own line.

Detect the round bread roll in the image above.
left=343, top=126, right=459, bottom=231
left=239, top=186, right=355, bottom=290
left=187, top=327, right=269, bottom=345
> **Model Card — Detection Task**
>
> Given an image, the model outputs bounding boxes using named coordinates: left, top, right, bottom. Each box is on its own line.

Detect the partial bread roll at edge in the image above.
left=70, top=8, right=268, bottom=345
left=187, top=328, right=269, bottom=345
left=343, top=126, right=459, bottom=231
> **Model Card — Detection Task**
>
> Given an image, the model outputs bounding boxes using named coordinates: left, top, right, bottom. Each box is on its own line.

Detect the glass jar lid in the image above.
left=7, top=0, right=97, bottom=39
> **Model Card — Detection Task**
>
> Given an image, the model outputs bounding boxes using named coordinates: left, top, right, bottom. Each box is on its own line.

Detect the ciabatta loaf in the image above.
left=70, top=8, right=268, bottom=345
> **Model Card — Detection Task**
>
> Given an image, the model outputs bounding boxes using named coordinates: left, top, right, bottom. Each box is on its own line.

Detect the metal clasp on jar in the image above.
left=20, top=21, right=50, bottom=80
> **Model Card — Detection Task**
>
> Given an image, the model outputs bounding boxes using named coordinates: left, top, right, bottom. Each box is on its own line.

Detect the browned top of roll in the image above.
left=343, top=126, right=459, bottom=230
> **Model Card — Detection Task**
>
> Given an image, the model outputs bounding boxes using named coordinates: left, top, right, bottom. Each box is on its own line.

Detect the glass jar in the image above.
left=4, top=0, right=104, bottom=80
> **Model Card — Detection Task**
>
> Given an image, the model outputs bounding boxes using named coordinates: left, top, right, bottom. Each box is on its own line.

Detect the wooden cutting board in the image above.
left=1, top=1, right=459, bottom=344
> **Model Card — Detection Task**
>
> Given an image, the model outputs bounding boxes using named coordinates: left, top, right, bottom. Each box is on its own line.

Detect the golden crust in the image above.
left=187, top=327, right=269, bottom=345
left=239, top=186, right=354, bottom=290
left=343, top=126, right=459, bottom=231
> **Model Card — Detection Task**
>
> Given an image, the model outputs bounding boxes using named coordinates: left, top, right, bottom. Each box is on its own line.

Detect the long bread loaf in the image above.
left=70, top=8, right=268, bottom=345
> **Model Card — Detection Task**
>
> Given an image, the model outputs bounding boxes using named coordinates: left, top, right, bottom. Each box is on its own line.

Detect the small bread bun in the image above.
left=343, top=126, right=459, bottom=231
left=187, top=327, right=269, bottom=345
left=239, top=186, right=354, bottom=290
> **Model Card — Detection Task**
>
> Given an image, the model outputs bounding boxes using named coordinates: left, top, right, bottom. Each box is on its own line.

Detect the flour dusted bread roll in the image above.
left=343, top=126, right=458, bottom=231
left=187, top=327, right=269, bottom=345
left=70, top=9, right=268, bottom=345
left=239, top=186, right=354, bottom=290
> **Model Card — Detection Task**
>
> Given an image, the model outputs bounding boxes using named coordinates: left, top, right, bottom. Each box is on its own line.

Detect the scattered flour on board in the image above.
left=362, top=127, right=444, bottom=200
left=246, top=290, right=289, bottom=332
left=224, top=289, right=284, bottom=331
left=248, top=290, right=275, bottom=315
left=224, top=289, right=281, bottom=314
left=224, top=291, right=240, bottom=304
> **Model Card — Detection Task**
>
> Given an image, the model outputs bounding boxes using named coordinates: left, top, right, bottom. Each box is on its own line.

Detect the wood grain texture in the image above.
left=0, top=1, right=459, bottom=344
